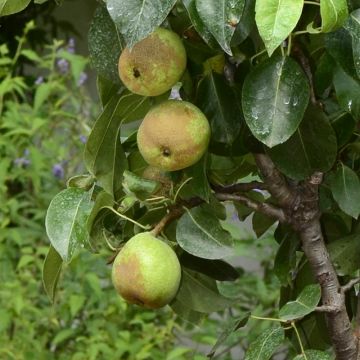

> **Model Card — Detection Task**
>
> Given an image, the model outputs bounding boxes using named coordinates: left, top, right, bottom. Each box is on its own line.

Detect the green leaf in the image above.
left=0, top=0, right=31, bottom=16
left=328, top=234, right=360, bottom=275
left=320, top=0, right=349, bottom=33
left=333, top=65, right=360, bottom=120
left=97, top=75, right=123, bottom=107
left=182, top=0, right=217, bottom=47
left=42, top=246, right=63, bottom=302
left=293, top=350, right=332, bottom=360
left=208, top=313, right=250, bottom=358
left=88, top=5, right=123, bottom=84
left=279, top=284, right=321, bottom=321
left=267, top=105, right=337, bottom=180
left=196, top=72, right=242, bottom=147
left=69, top=294, right=86, bottom=317
left=45, top=188, right=94, bottom=261
left=176, top=205, right=234, bottom=259
left=107, top=0, right=177, bottom=48
left=171, top=269, right=234, bottom=313
left=242, top=55, right=310, bottom=147
left=67, top=174, right=95, bottom=191
left=244, top=326, right=284, bottom=360
left=255, top=0, right=303, bottom=56
left=252, top=211, right=276, bottom=238
left=329, top=164, right=360, bottom=218
left=170, top=298, right=205, bottom=324
left=345, top=9, right=360, bottom=78
left=84, top=93, right=150, bottom=199
left=231, top=0, right=256, bottom=45
left=180, top=252, right=239, bottom=281
left=195, top=0, right=245, bottom=55
left=123, top=170, right=160, bottom=199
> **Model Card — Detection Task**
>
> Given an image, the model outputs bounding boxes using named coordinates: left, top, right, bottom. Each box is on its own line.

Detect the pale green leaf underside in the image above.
left=255, top=0, right=303, bottom=56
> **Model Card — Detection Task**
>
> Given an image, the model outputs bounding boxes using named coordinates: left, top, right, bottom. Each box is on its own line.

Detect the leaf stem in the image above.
left=104, top=206, right=150, bottom=230
left=250, top=315, right=286, bottom=323
left=304, top=1, right=320, bottom=5
left=292, top=322, right=307, bottom=359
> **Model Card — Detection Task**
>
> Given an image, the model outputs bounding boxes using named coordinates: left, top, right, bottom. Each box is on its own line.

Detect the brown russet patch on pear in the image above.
left=119, top=33, right=185, bottom=94
left=139, top=107, right=204, bottom=162
left=115, top=254, right=146, bottom=305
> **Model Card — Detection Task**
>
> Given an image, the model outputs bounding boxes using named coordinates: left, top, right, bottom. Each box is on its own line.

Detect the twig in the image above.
left=315, top=305, right=340, bottom=313
left=215, top=193, right=287, bottom=223
left=211, top=181, right=267, bottom=194
left=343, top=278, right=360, bottom=293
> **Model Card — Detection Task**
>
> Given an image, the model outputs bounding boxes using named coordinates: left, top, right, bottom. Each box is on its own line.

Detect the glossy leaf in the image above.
left=195, top=0, right=245, bottom=54
left=197, top=72, right=242, bottom=146
left=333, top=65, right=360, bottom=120
left=0, top=0, right=31, bottom=16
left=176, top=205, right=234, bottom=259
left=107, top=0, right=177, bottom=47
left=255, top=0, right=303, bottom=56
left=182, top=0, right=217, bottom=47
left=293, top=350, right=332, bottom=360
left=42, top=246, right=62, bottom=303
left=88, top=5, right=123, bottom=84
left=84, top=93, right=150, bottom=199
left=45, top=188, right=93, bottom=262
left=328, top=234, right=360, bottom=275
left=320, top=0, right=348, bottom=33
left=279, top=284, right=321, bottom=321
left=232, top=0, right=256, bottom=45
left=171, top=269, right=234, bottom=313
left=345, top=9, right=360, bottom=78
left=244, top=326, right=284, bottom=360
left=208, top=313, right=250, bottom=358
left=268, top=105, right=337, bottom=180
left=242, top=55, right=310, bottom=147
left=329, top=164, right=360, bottom=218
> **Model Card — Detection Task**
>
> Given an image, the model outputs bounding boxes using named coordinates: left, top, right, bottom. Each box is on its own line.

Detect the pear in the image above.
left=112, top=232, right=181, bottom=309
left=137, top=100, right=211, bottom=171
left=118, top=28, right=187, bottom=96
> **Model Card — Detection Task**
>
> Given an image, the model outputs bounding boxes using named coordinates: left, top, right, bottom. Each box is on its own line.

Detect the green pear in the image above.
left=137, top=100, right=211, bottom=171
left=118, top=28, right=187, bottom=96
left=112, top=232, right=181, bottom=309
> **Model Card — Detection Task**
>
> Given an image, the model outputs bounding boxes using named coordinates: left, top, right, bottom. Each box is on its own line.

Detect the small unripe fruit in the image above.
left=118, top=28, right=187, bottom=96
left=137, top=100, right=211, bottom=171
left=112, top=232, right=181, bottom=309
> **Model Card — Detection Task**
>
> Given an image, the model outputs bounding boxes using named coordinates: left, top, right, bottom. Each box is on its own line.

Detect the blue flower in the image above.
left=67, top=38, right=76, bottom=54
left=14, top=157, right=31, bottom=168
left=77, top=72, right=88, bottom=86
left=56, top=58, right=69, bottom=74
left=52, top=163, right=65, bottom=179
left=35, top=76, right=44, bottom=85
left=79, top=135, right=87, bottom=144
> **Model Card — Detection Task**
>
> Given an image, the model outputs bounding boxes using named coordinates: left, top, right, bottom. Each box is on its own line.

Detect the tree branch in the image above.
left=211, top=181, right=267, bottom=194
left=343, top=278, right=360, bottom=293
left=254, top=153, right=357, bottom=360
left=215, top=193, right=287, bottom=223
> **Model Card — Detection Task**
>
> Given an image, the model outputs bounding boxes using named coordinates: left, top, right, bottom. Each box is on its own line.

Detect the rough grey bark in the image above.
left=254, top=153, right=358, bottom=360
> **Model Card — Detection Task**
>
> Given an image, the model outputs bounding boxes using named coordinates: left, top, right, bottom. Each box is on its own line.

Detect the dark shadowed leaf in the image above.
left=244, top=326, right=284, bottom=360
left=176, top=205, right=234, bottom=259
left=45, top=188, right=94, bottom=261
left=84, top=93, right=150, bottom=199
left=252, top=211, right=276, bottom=238
left=231, top=0, right=256, bottom=45
left=242, top=55, right=310, bottom=147
left=107, top=0, right=177, bottom=47
left=88, top=5, right=123, bottom=84
left=333, top=65, right=360, bottom=120
left=320, top=0, right=348, bottom=33
left=208, top=313, right=250, bottom=358
left=268, top=105, right=337, bottom=180
left=197, top=72, right=242, bottom=146
left=293, top=350, right=332, bottom=360
left=195, top=0, right=245, bottom=55
left=328, top=234, right=360, bottom=275
left=255, top=0, right=303, bottom=56
left=172, top=269, right=234, bottom=313
left=329, top=164, right=360, bottom=218
left=325, top=28, right=356, bottom=77
left=42, top=246, right=63, bottom=302
left=97, top=75, right=123, bottom=107
left=279, top=284, right=321, bottom=321
left=170, top=299, right=205, bottom=324
left=330, top=112, right=356, bottom=147
left=345, top=9, right=360, bottom=79
left=180, top=252, right=239, bottom=281
left=182, top=0, right=217, bottom=47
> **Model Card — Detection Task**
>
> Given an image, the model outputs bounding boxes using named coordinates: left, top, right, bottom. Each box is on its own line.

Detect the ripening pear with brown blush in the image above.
left=118, top=27, right=187, bottom=96
left=111, top=232, right=181, bottom=309
left=137, top=100, right=211, bottom=171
